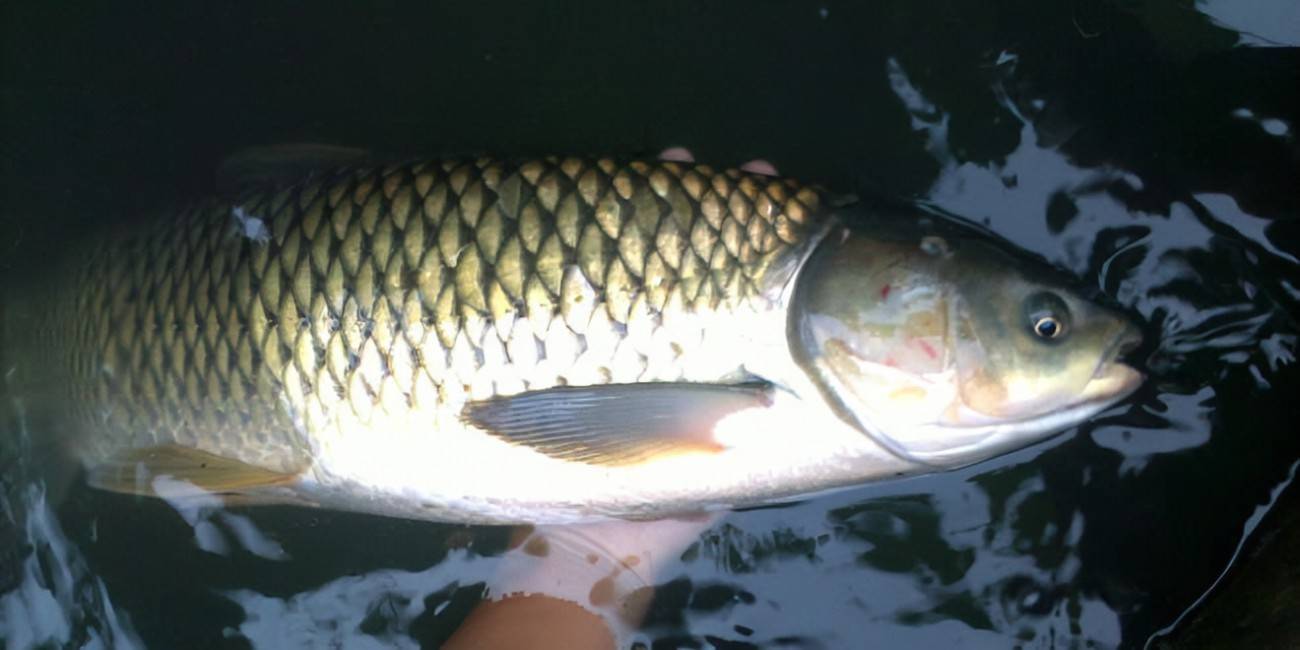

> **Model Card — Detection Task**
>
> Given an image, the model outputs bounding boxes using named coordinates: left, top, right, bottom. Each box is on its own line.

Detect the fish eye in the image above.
left=1024, top=292, right=1071, bottom=342
left=1033, top=315, right=1063, bottom=339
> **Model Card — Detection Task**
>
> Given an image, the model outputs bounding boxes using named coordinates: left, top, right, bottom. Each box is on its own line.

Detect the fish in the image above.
left=0, top=154, right=1144, bottom=524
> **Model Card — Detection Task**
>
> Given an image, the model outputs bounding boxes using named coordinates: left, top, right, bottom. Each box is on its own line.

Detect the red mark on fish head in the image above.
left=880, top=284, right=892, bottom=300
left=916, top=339, right=938, bottom=359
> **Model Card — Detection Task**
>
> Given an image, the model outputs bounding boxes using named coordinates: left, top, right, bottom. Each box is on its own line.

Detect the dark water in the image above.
left=1, top=2, right=1297, bottom=648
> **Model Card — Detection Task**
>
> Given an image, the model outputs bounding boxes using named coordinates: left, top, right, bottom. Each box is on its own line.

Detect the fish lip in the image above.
left=938, top=361, right=1144, bottom=433
left=1092, top=323, right=1144, bottom=382
left=935, top=379, right=1137, bottom=430
left=1079, top=323, right=1146, bottom=415
left=1112, top=326, right=1141, bottom=355
left=1089, top=361, right=1144, bottom=399
left=904, top=364, right=1146, bottom=465
left=1117, top=331, right=1142, bottom=357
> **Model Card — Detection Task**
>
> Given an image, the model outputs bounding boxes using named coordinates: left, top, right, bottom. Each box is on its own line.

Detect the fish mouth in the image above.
left=901, top=360, right=1144, bottom=466
left=894, top=325, right=1146, bottom=466
left=1082, top=323, right=1145, bottom=403
left=941, top=359, right=1143, bottom=433
left=1107, top=321, right=1144, bottom=363
left=1080, top=361, right=1144, bottom=404
left=942, top=324, right=1145, bottom=432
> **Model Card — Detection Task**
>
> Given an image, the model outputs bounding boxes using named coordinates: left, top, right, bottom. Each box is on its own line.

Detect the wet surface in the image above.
left=2, top=1, right=1298, bottom=648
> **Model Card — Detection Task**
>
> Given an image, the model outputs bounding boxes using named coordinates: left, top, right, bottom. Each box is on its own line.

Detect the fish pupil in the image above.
left=1023, top=291, right=1071, bottom=341
left=1034, top=317, right=1061, bottom=339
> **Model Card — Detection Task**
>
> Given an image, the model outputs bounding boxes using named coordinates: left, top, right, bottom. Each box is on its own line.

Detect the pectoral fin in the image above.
left=86, top=445, right=301, bottom=501
left=462, top=383, right=773, bottom=466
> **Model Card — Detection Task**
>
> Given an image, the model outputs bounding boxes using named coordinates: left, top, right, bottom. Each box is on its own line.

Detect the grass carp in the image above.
left=0, top=155, right=1143, bottom=523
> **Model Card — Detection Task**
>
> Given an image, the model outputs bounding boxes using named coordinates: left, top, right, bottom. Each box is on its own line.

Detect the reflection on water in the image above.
left=1, top=1, right=1297, bottom=648
left=1194, top=0, right=1300, bottom=47
left=150, top=477, right=289, bottom=563
left=0, top=485, right=140, bottom=649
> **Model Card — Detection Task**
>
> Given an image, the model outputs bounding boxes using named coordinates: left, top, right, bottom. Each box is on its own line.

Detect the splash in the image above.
left=0, top=484, right=143, bottom=649
left=150, top=476, right=289, bottom=561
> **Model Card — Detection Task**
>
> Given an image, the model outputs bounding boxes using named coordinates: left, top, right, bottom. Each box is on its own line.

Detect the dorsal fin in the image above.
left=216, top=143, right=373, bottom=191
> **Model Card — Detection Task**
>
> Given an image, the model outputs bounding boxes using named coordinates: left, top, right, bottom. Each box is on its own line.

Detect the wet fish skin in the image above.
left=2, top=154, right=1143, bottom=523
left=4, top=156, right=827, bottom=512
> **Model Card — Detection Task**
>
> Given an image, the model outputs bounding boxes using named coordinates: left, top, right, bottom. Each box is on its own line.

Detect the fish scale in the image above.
left=8, top=157, right=823, bottom=478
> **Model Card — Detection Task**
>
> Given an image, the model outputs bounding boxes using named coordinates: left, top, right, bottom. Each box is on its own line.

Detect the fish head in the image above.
left=945, top=243, right=1144, bottom=429
left=790, top=224, right=1144, bottom=468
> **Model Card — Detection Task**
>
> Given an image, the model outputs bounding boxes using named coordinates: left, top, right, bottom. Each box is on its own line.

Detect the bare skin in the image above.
left=443, top=516, right=718, bottom=650
left=444, top=595, right=616, bottom=650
